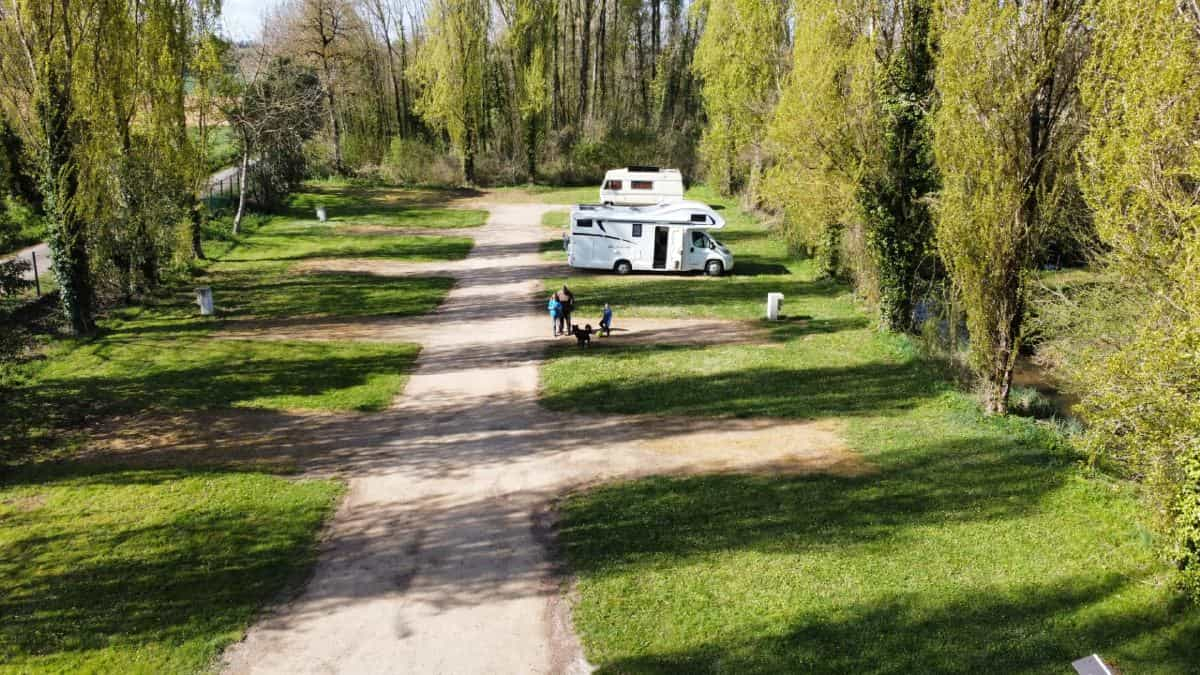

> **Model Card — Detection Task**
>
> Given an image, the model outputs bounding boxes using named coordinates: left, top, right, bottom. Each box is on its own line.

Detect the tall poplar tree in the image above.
left=693, top=0, right=789, bottom=198
left=932, top=0, right=1087, bottom=414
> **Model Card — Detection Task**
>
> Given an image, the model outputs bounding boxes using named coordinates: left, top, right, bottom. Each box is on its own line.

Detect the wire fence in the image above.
left=203, top=171, right=240, bottom=210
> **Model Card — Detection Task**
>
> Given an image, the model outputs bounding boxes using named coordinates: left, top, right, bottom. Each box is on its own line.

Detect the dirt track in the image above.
left=92, top=200, right=858, bottom=674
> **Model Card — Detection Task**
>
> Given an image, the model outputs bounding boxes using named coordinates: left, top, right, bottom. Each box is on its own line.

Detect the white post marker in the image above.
left=316, top=206, right=327, bottom=222
left=767, top=292, right=784, bottom=321
left=196, top=286, right=214, bottom=316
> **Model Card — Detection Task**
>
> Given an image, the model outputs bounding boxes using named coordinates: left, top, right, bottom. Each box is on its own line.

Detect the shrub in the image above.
left=380, top=138, right=461, bottom=187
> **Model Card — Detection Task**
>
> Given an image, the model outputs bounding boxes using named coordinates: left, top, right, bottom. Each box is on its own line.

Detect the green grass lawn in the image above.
left=34, top=337, right=420, bottom=414
left=0, top=466, right=341, bottom=673
left=219, top=221, right=472, bottom=262
left=544, top=190, right=1200, bottom=672
left=287, top=181, right=487, bottom=228
left=542, top=210, right=569, bottom=229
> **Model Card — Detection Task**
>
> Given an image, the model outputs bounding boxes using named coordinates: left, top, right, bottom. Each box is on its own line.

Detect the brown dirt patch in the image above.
left=585, top=318, right=771, bottom=347
left=337, top=225, right=478, bottom=237
left=632, top=419, right=871, bottom=477
left=2, top=493, right=47, bottom=512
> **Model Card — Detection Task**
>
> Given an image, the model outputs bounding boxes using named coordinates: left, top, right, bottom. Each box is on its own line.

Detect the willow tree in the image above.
left=932, top=0, right=1086, bottom=414
left=409, top=0, right=490, bottom=183
left=761, top=0, right=879, bottom=282
left=1074, top=0, right=1200, bottom=600
left=693, top=0, right=789, bottom=198
left=2, top=0, right=96, bottom=334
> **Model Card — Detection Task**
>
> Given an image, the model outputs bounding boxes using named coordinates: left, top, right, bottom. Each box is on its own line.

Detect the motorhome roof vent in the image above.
left=627, top=165, right=660, bottom=172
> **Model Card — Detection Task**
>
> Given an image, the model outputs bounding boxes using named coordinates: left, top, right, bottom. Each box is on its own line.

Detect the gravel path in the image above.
left=185, top=201, right=856, bottom=674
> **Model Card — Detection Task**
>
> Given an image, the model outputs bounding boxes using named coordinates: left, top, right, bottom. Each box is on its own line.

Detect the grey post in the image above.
left=31, top=250, right=40, bottom=297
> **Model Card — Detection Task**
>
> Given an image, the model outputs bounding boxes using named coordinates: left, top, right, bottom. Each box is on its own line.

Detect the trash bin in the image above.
left=196, top=286, right=214, bottom=316
left=316, top=206, right=327, bottom=222
left=767, top=292, right=784, bottom=321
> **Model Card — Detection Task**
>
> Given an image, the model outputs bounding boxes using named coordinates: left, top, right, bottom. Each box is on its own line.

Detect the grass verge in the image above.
left=0, top=466, right=341, bottom=673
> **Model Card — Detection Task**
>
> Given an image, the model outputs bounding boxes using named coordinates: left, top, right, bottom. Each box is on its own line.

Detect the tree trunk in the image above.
left=397, top=13, right=412, bottom=136
left=322, top=57, right=345, bottom=173
left=233, top=144, right=250, bottom=234
left=651, top=0, right=660, bottom=81
left=190, top=199, right=206, bottom=259
left=578, top=0, right=593, bottom=124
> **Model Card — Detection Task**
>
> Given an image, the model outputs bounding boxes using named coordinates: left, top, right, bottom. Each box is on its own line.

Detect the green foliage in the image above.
left=859, top=0, right=938, bottom=332
left=381, top=137, right=461, bottom=186
left=931, top=0, right=1086, bottom=414
left=693, top=0, right=789, bottom=196
left=0, top=467, right=341, bottom=672
left=1073, top=0, right=1200, bottom=601
left=760, top=0, right=879, bottom=291
left=408, top=0, right=490, bottom=183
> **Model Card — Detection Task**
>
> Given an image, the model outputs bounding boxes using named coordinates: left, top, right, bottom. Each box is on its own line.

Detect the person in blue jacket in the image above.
left=599, top=303, right=613, bottom=336
left=548, top=296, right=562, bottom=336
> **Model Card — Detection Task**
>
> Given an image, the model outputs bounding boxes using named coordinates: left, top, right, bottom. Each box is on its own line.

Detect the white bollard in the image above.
left=316, top=206, right=327, bottom=222
left=196, top=286, right=214, bottom=316
left=766, top=292, right=784, bottom=321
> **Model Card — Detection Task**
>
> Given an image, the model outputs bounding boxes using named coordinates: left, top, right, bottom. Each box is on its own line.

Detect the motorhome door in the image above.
left=653, top=227, right=669, bottom=269
left=667, top=227, right=684, bottom=270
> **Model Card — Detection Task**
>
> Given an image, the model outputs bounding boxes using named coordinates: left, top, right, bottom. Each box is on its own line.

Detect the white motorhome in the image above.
left=599, top=166, right=685, bottom=205
left=565, top=201, right=734, bottom=276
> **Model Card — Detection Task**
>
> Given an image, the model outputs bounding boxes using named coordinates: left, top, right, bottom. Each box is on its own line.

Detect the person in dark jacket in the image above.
left=554, top=285, right=575, bottom=336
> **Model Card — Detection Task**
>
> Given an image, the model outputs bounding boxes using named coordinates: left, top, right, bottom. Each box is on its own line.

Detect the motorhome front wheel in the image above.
left=614, top=260, right=633, bottom=275
left=706, top=260, right=724, bottom=277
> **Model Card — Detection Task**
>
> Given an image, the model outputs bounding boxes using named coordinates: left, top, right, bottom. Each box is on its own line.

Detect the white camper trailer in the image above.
left=599, top=167, right=685, bottom=205
left=565, top=201, right=734, bottom=276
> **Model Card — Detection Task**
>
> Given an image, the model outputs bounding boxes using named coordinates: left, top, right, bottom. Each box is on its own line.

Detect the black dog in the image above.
left=571, top=323, right=594, bottom=348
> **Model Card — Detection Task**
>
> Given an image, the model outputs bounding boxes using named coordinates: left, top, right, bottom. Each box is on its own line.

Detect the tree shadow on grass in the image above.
left=588, top=573, right=1200, bottom=673
left=0, top=466, right=336, bottom=669
left=542, top=355, right=943, bottom=420
left=561, top=433, right=1200, bottom=672
left=0, top=344, right=418, bottom=465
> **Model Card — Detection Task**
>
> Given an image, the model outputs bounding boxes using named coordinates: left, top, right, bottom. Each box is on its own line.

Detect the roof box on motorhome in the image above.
left=600, top=167, right=685, bottom=205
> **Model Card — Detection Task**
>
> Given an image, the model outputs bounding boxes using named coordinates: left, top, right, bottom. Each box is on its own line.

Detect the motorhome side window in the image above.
left=691, top=231, right=708, bottom=248
left=690, top=213, right=708, bottom=223
left=605, top=180, right=622, bottom=190
left=631, top=180, right=653, bottom=190
left=576, top=219, right=593, bottom=228
left=632, top=224, right=642, bottom=237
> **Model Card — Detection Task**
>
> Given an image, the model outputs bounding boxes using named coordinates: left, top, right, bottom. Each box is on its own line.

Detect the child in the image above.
left=548, top=296, right=562, bottom=336
left=599, top=303, right=613, bottom=337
